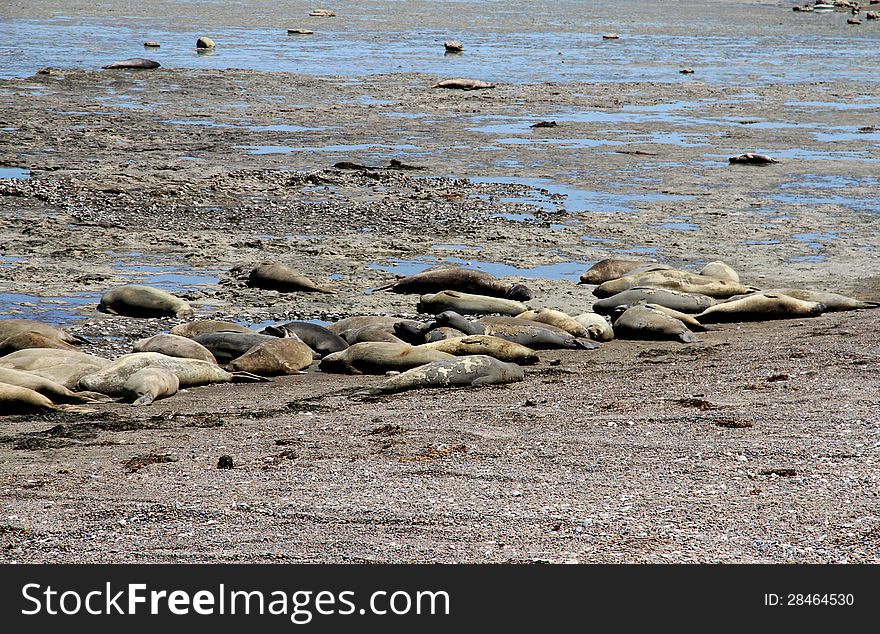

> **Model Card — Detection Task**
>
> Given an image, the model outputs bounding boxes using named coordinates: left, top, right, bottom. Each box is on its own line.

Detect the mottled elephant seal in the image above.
left=133, top=333, right=217, bottom=364
left=260, top=321, right=348, bottom=358
left=516, top=308, right=589, bottom=338
left=0, top=319, right=86, bottom=345
left=193, top=332, right=278, bottom=364
left=571, top=313, right=614, bottom=342
left=247, top=262, right=335, bottom=293
left=0, top=331, right=78, bottom=354
left=420, top=335, right=539, bottom=365
left=370, top=355, right=524, bottom=394
left=578, top=258, right=665, bottom=285
left=339, top=325, right=406, bottom=345
left=699, top=261, right=740, bottom=283
left=696, top=292, right=826, bottom=323
left=103, top=58, right=160, bottom=70
left=377, top=266, right=532, bottom=301
left=123, top=368, right=180, bottom=406
left=591, top=287, right=716, bottom=314
left=434, top=311, right=596, bottom=350
left=433, top=78, right=495, bottom=90
left=98, top=285, right=193, bottom=318
left=0, top=383, right=58, bottom=414
left=418, top=290, right=529, bottom=316
left=758, top=289, right=878, bottom=312
left=171, top=320, right=252, bottom=339
left=612, top=305, right=698, bottom=343
left=594, top=270, right=755, bottom=299
left=318, top=343, right=454, bottom=375
left=228, top=339, right=313, bottom=376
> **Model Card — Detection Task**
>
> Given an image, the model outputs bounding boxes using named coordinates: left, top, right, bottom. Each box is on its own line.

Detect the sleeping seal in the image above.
left=515, top=308, right=589, bottom=338
left=594, top=270, right=755, bottom=299
left=0, top=319, right=86, bottom=345
left=591, top=287, right=716, bottom=314
left=612, top=305, right=698, bottom=343
left=123, top=367, right=180, bottom=406
left=98, top=285, right=193, bottom=318
left=248, top=262, right=335, bottom=293
left=260, top=321, right=349, bottom=357
left=696, top=292, right=826, bottom=323
left=133, top=333, right=217, bottom=364
left=0, top=331, right=78, bottom=354
left=377, top=266, right=532, bottom=301
left=228, top=338, right=313, bottom=376
left=578, top=259, right=665, bottom=285
left=433, top=78, right=494, bottom=90
left=370, top=355, right=524, bottom=394
left=318, top=343, right=454, bottom=375
left=171, top=320, right=253, bottom=339
left=193, top=332, right=278, bottom=364
left=417, top=290, right=529, bottom=316
left=420, top=335, right=539, bottom=365
left=103, top=58, right=160, bottom=70
left=0, top=383, right=58, bottom=413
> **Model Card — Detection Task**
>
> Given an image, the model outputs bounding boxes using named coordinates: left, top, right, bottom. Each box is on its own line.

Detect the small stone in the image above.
left=217, top=455, right=234, bottom=469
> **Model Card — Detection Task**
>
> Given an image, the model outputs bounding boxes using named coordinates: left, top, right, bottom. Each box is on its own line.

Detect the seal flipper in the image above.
left=132, top=393, right=156, bottom=406
left=230, top=371, right=272, bottom=382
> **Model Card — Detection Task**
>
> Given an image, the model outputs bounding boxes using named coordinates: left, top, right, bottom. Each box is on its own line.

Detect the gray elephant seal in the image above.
left=515, top=308, right=589, bottom=338
left=434, top=311, right=596, bottom=350
left=260, top=321, right=349, bottom=358
left=433, top=78, right=495, bottom=90
left=340, top=325, right=406, bottom=345
left=571, top=313, right=614, bottom=342
left=99, top=285, right=194, bottom=318
left=228, top=339, right=313, bottom=376
left=377, top=266, right=532, bottom=301
left=370, top=355, right=524, bottom=394
left=728, top=153, right=778, bottom=164
left=134, top=334, right=217, bottom=364
left=642, top=304, right=708, bottom=331
left=193, top=332, right=278, bottom=365
left=103, top=58, right=160, bottom=69
left=696, top=292, right=826, bottom=323
left=579, top=258, right=662, bottom=285
left=0, top=331, right=77, bottom=354
left=699, top=261, right=740, bottom=283
left=444, top=40, right=464, bottom=52
left=591, top=287, right=716, bottom=314
left=123, top=367, right=180, bottom=406
left=0, top=383, right=58, bottom=414
left=171, top=320, right=252, bottom=339
left=248, top=262, right=335, bottom=293
left=420, top=335, right=539, bottom=365
left=418, top=290, right=529, bottom=316
left=595, top=270, right=755, bottom=299
left=0, top=319, right=86, bottom=345
left=612, top=305, right=698, bottom=343
left=319, top=343, right=454, bottom=375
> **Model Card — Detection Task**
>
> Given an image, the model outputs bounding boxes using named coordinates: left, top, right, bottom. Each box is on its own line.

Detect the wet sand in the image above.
left=1, top=2, right=879, bottom=563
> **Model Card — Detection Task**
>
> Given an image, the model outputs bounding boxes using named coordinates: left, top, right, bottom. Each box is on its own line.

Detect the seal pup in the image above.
left=417, top=290, right=529, bottom=316
left=594, top=270, right=755, bottom=299
left=728, top=153, right=778, bottom=165
left=369, top=355, right=524, bottom=394
left=699, top=261, right=740, bottom=283
left=0, top=383, right=58, bottom=413
left=0, top=331, right=78, bottom=354
left=695, top=292, right=825, bottom=323
left=123, top=367, right=179, bottom=406
left=103, top=58, right=160, bottom=69
left=318, top=343, right=454, bottom=375
left=433, top=78, right=495, bottom=90
left=247, top=262, right=335, bottom=293
left=515, top=308, right=589, bottom=338
left=0, top=319, right=86, bottom=345
left=420, top=335, right=539, bottom=365
left=193, top=332, right=278, bottom=365
left=611, top=305, right=698, bottom=343
left=377, top=266, right=532, bottom=301
left=260, top=321, right=348, bottom=357
left=133, top=333, right=217, bottom=364
left=228, top=339, right=313, bottom=376
left=171, top=320, right=252, bottom=339
left=578, top=259, right=667, bottom=285
left=571, top=313, right=614, bottom=342
left=98, top=285, right=193, bottom=318
left=591, top=287, right=716, bottom=314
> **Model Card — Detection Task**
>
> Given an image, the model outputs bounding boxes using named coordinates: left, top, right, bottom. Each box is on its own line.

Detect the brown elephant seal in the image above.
left=328, top=316, right=408, bottom=335
left=423, top=326, right=468, bottom=342
left=421, top=335, right=539, bottom=365
left=0, top=319, right=86, bottom=345
left=578, top=258, right=664, bottom=285
left=594, top=270, right=756, bottom=299
left=444, top=40, right=464, bottom=52
left=228, top=338, right=313, bottom=376
left=247, top=262, right=335, bottom=293
left=759, top=289, right=878, bottom=312
left=417, top=290, right=529, bottom=316
left=699, top=261, right=740, bottom=283
left=260, top=321, right=348, bottom=357
left=696, top=292, right=826, bottom=323
left=433, top=311, right=596, bottom=350
left=611, top=305, right=698, bottom=343
left=318, top=343, right=454, bottom=375
left=144, top=41, right=161, bottom=47
left=196, top=36, right=216, bottom=49
left=103, top=58, right=160, bottom=69
left=171, top=320, right=252, bottom=339
left=370, top=355, right=524, bottom=394
left=433, top=78, right=495, bottom=90
left=377, top=266, right=532, bottom=301
left=0, top=383, right=58, bottom=414
left=133, top=334, right=217, bottom=364
left=591, top=287, right=716, bottom=314
left=340, top=325, right=406, bottom=345
left=516, top=308, right=589, bottom=338
left=728, top=153, right=778, bottom=165
left=123, top=367, right=180, bottom=406
left=309, top=9, right=336, bottom=16
left=0, top=367, right=104, bottom=404
left=0, top=348, right=109, bottom=371
left=99, top=285, right=194, bottom=318
left=0, top=331, right=78, bottom=354
left=193, top=332, right=278, bottom=364
left=571, top=313, right=614, bottom=342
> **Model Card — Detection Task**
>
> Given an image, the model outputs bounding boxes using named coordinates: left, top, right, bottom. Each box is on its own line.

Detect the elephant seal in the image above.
left=228, top=338, right=313, bottom=376
left=0, top=319, right=86, bottom=345
left=434, top=311, right=596, bottom=350
left=171, top=320, right=252, bottom=339
left=309, top=9, right=336, bottom=16
left=421, top=335, right=539, bottom=365
left=123, top=367, right=180, bottom=406
left=287, top=28, right=314, bottom=34
left=642, top=304, right=708, bottom=331
left=377, top=266, right=532, bottom=301
left=260, top=321, right=348, bottom=357
left=759, top=289, right=878, bottom=312
left=424, top=326, right=468, bottom=342
left=612, top=305, right=698, bottom=343
left=0, top=367, right=103, bottom=404
left=103, top=58, right=160, bottom=69
left=98, top=285, right=193, bottom=318
left=133, top=334, right=217, bottom=364
left=699, top=261, right=740, bottom=283
left=696, top=292, right=825, bottom=323
left=728, top=153, right=778, bottom=165
left=433, top=78, right=495, bottom=90
left=417, top=290, right=529, bottom=316
left=0, top=348, right=108, bottom=371
left=247, top=262, right=335, bottom=293
left=444, top=40, right=464, bottom=52
left=370, top=355, right=524, bottom=394
left=193, top=332, right=277, bottom=365
left=572, top=313, right=614, bottom=342
left=196, top=36, right=216, bottom=49
left=591, top=287, right=716, bottom=314
left=340, top=325, right=406, bottom=345
left=578, top=258, right=663, bottom=285
left=515, top=308, right=589, bottom=338
left=328, top=316, right=408, bottom=335
left=594, top=270, right=755, bottom=299
left=0, top=331, right=77, bottom=354
left=318, top=343, right=454, bottom=375
left=0, top=383, right=58, bottom=414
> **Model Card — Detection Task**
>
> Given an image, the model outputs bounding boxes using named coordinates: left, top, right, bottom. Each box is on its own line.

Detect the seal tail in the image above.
left=230, top=371, right=272, bottom=382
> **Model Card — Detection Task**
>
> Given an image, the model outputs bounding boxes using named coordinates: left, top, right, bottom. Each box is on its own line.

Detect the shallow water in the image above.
left=0, top=292, right=98, bottom=324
